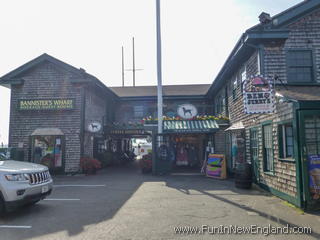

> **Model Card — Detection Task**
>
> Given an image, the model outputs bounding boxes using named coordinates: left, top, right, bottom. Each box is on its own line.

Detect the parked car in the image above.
left=0, top=153, right=6, bottom=161
left=0, top=159, right=53, bottom=214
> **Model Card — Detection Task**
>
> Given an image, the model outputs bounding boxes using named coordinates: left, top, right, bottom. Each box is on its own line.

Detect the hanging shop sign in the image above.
left=177, top=104, right=198, bottom=119
left=206, top=154, right=227, bottom=179
left=243, top=76, right=275, bottom=114
left=88, top=121, right=102, bottom=133
left=18, top=99, right=74, bottom=111
left=308, top=155, right=320, bottom=200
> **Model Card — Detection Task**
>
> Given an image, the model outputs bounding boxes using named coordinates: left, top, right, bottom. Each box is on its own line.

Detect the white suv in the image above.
left=0, top=159, right=53, bottom=214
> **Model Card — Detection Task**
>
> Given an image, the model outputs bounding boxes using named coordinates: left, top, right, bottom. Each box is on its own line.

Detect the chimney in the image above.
left=259, top=12, right=272, bottom=24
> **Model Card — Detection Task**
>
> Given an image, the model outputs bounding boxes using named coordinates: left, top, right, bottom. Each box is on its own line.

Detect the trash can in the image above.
left=235, top=162, right=252, bottom=189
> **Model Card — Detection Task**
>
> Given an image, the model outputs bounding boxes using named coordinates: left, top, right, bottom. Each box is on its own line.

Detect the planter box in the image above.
left=216, top=119, right=230, bottom=125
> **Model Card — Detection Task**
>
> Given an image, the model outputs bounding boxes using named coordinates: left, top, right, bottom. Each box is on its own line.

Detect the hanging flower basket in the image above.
left=142, top=115, right=229, bottom=122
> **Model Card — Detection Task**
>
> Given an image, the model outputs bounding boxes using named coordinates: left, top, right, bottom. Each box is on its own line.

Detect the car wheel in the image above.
left=25, top=200, right=40, bottom=207
left=0, top=197, right=5, bottom=215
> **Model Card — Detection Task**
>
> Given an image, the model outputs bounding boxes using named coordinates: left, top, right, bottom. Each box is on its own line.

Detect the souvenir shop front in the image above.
left=154, top=119, right=220, bottom=174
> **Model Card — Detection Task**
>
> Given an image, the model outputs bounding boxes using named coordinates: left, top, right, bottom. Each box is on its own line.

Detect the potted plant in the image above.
left=139, top=153, right=152, bottom=173
left=80, top=156, right=102, bottom=175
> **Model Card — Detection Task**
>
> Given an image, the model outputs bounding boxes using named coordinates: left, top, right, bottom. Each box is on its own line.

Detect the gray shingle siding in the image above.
left=9, top=62, right=82, bottom=172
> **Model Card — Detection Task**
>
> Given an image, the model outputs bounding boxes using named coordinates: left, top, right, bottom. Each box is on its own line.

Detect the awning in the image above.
left=225, top=121, right=244, bottom=131
left=163, top=120, right=219, bottom=134
left=31, top=128, right=64, bottom=136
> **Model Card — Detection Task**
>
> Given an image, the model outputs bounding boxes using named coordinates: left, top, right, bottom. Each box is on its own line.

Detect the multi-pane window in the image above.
left=287, top=50, right=313, bottom=83
left=250, top=128, right=259, bottom=182
left=133, top=105, right=144, bottom=118
left=263, top=124, right=273, bottom=172
left=304, top=116, right=320, bottom=155
left=250, top=128, right=259, bottom=162
left=232, top=77, right=238, bottom=100
left=224, top=86, right=229, bottom=116
left=240, top=67, right=247, bottom=92
left=279, top=123, right=294, bottom=159
left=215, top=95, right=224, bottom=115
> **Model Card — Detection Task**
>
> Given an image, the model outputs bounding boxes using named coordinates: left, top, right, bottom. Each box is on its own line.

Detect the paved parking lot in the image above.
left=0, top=164, right=320, bottom=240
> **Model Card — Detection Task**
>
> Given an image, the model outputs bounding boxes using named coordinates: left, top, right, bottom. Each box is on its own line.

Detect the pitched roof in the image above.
left=0, top=53, right=83, bottom=81
left=276, top=86, right=320, bottom=101
left=0, top=53, right=118, bottom=98
left=109, top=84, right=211, bottom=97
left=207, top=0, right=320, bottom=96
left=248, top=0, right=320, bottom=31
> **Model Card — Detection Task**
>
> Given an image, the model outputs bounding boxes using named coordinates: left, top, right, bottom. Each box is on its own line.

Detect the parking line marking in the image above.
left=44, top=198, right=80, bottom=201
left=53, top=184, right=106, bottom=187
left=0, top=225, right=32, bottom=229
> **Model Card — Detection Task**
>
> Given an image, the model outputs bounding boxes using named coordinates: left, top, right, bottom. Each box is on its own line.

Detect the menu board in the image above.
left=308, top=155, right=320, bottom=200
left=206, top=154, right=226, bottom=179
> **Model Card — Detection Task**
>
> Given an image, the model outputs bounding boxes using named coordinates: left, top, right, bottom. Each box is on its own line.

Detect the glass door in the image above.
left=299, top=110, right=320, bottom=210
left=32, top=135, right=64, bottom=173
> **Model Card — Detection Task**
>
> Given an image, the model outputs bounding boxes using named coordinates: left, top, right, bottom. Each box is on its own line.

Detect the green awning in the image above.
left=163, top=120, right=219, bottom=134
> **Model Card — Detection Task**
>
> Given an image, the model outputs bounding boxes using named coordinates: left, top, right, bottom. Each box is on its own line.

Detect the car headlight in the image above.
left=5, top=173, right=30, bottom=181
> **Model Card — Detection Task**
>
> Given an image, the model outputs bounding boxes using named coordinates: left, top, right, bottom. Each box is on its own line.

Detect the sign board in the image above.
left=206, top=154, right=227, bottom=179
left=88, top=121, right=102, bottom=133
left=109, top=129, right=146, bottom=135
left=243, top=76, right=275, bottom=114
left=308, top=155, right=320, bottom=200
left=18, top=99, right=74, bottom=110
left=177, top=104, right=198, bottom=119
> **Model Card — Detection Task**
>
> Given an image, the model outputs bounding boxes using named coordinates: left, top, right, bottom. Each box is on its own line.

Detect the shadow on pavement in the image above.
left=164, top=174, right=320, bottom=239
left=0, top=161, right=155, bottom=240
left=1, top=164, right=319, bottom=239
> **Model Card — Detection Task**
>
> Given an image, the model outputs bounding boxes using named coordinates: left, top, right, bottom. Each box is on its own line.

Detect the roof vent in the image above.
left=259, top=12, right=272, bottom=24
left=79, top=68, right=86, bottom=73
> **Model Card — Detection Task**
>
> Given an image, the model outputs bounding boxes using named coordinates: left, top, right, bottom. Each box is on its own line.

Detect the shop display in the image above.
left=33, top=136, right=63, bottom=169
left=206, top=154, right=226, bottom=179
left=176, top=144, right=188, bottom=166
left=308, top=155, right=320, bottom=200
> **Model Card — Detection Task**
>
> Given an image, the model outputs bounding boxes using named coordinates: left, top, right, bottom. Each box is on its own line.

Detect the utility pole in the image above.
left=132, top=37, right=135, bottom=87
left=125, top=37, right=143, bottom=87
left=156, top=0, right=163, bottom=134
left=122, top=46, right=125, bottom=87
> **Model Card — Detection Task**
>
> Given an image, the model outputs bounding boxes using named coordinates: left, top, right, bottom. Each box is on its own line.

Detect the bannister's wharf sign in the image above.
left=18, top=99, right=74, bottom=110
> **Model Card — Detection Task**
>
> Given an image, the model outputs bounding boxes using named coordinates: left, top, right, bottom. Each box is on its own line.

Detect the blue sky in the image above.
left=0, top=0, right=301, bottom=145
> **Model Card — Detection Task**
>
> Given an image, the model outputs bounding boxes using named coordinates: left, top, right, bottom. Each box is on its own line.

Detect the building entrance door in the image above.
left=299, top=110, right=320, bottom=210
left=31, top=135, right=65, bottom=173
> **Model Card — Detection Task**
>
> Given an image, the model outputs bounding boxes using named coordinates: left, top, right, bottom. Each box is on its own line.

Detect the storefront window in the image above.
left=263, top=124, right=273, bottom=172
left=279, top=123, right=294, bottom=159
left=305, top=117, right=320, bottom=155
left=33, top=136, right=63, bottom=169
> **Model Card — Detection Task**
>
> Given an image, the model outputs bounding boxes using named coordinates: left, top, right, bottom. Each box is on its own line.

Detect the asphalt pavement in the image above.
left=0, top=162, right=319, bottom=240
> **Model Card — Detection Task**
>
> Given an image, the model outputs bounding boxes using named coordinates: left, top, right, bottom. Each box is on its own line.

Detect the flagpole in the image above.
left=156, top=0, right=163, bottom=134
